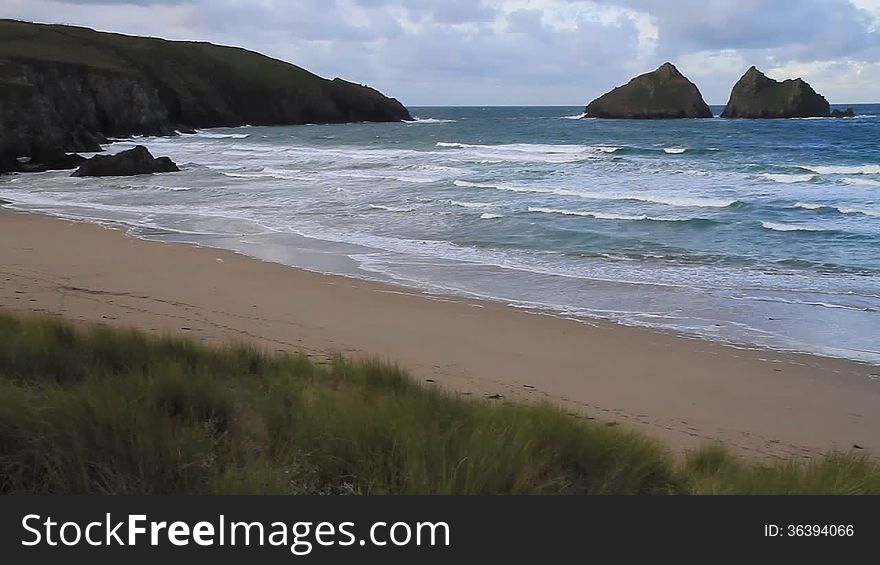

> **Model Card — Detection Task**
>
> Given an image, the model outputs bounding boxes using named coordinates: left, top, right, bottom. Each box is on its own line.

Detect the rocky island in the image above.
left=583, top=63, right=713, bottom=120
left=721, top=67, right=832, bottom=119
left=0, top=19, right=412, bottom=173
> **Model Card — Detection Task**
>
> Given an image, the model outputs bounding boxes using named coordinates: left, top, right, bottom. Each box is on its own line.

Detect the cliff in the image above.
left=583, top=63, right=713, bottom=120
left=0, top=20, right=412, bottom=172
left=720, top=67, right=830, bottom=119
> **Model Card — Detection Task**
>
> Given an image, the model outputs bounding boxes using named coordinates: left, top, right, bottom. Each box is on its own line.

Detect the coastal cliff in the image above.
left=0, top=19, right=412, bottom=172
left=721, top=67, right=830, bottom=119
left=583, top=63, right=713, bottom=120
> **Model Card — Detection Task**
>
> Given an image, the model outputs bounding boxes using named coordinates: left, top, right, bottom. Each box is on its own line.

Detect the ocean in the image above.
left=2, top=105, right=879, bottom=363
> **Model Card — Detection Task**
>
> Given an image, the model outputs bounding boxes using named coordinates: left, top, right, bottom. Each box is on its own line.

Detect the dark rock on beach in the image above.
left=71, top=146, right=179, bottom=177
left=831, top=108, right=856, bottom=118
left=0, top=19, right=412, bottom=172
left=721, top=67, right=831, bottom=119
left=583, top=62, right=713, bottom=119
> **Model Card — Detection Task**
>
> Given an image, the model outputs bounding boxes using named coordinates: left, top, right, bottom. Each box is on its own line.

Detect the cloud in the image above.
left=1, top=0, right=878, bottom=104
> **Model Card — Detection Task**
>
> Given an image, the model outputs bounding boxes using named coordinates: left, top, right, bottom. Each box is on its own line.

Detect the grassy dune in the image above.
left=0, top=312, right=876, bottom=495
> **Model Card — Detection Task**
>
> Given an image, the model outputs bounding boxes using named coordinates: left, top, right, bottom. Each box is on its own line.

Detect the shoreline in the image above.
left=5, top=194, right=877, bottom=366
left=1, top=207, right=879, bottom=460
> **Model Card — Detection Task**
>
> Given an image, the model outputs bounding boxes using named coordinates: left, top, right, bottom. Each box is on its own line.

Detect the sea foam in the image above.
left=762, top=221, right=826, bottom=232
left=762, top=173, right=817, bottom=184
left=528, top=207, right=698, bottom=222
left=802, top=164, right=880, bottom=175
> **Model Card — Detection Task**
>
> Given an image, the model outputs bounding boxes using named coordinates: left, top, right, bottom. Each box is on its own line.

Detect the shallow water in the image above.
left=3, top=105, right=879, bottom=362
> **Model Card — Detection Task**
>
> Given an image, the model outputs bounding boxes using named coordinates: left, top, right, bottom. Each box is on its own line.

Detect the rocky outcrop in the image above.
left=71, top=146, right=178, bottom=177
left=831, top=108, right=856, bottom=118
left=0, top=19, right=412, bottom=172
left=584, top=63, right=713, bottom=119
left=721, top=67, right=831, bottom=119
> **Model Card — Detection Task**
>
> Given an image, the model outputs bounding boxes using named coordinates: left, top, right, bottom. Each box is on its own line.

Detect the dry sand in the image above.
left=1, top=209, right=878, bottom=460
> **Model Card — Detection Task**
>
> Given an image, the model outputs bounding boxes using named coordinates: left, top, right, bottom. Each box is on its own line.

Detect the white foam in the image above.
left=839, top=206, right=880, bottom=218
left=794, top=202, right=880, bottom=217
left=450, top=200, right=492, bottom=209
left=842, top=177, right=880, bottom=187
left=194, top=132, right=251, bottom=139
left=369, top=204, right=415, bottom=213
left=664, top=147, right=688, bottom=154
left=455, top=180, right=738, bottom=208
left=794, top=202, right=825, bottom=210
left=631, top=194, right=737, bottom=208
left=560, top=113, right=588, bottom=120
left=454, top=180, right=507, bottom=189
left=762, top=173, right=817, bottom=184
left=410, top=118, right=457, bottom=124
left=528, top=207, right=695, bottom=222
left=151, top=186, right=192, bottom=192
left=480, top=213, right=504, bottom=220
left=529, top=207, right=645, bottom=221
left=437, top=142, right=603, bottom=163
left=801, top=164, right=880, bottom=175
left=221, top=167, right=303, bottom=180
left=761, top=221, right=826, bottom=232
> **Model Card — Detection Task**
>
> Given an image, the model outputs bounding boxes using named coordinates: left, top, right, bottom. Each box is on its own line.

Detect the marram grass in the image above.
left=0, top=312, right=876, bottom=495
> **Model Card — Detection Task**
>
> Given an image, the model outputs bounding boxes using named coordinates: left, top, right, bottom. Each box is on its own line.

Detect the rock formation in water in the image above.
left=583, top=63, right=713, bottom=119
left=721, top=67, right=831, bottom=119
left=71, top=146, right=178, bottom=177
left=0, top=19, right=412, bottom=173
left=831, top=108, right=856, bottom=118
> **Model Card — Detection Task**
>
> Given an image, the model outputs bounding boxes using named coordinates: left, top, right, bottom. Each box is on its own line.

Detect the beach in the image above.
left=1, top=208, right=877, bottom=460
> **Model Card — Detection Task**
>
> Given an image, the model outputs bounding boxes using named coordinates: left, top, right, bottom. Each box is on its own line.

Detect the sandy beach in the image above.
left=1, top=208, right=878, bottom=460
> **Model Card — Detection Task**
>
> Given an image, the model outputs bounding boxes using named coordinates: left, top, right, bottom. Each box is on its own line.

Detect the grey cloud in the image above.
left=1, top=0, right=878, bottom=104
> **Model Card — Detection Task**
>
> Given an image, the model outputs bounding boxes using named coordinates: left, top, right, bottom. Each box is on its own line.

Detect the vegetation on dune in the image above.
left=0, top=312, right=876, bottom=495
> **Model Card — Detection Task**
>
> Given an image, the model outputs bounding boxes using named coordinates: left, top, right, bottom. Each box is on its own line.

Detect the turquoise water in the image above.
left=2, top=105, right=879, bottom=362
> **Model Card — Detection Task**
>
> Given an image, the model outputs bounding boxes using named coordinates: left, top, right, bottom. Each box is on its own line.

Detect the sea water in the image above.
left=2, top=105, right=879, bottom=362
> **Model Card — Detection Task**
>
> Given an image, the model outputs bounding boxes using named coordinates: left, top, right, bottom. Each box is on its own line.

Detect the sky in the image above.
left=2, top=0, right=879, bottom=106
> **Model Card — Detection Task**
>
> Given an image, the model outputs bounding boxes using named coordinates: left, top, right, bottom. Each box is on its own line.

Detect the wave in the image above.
left=410, top=118, right=456, bottom=124
left=480, top=213, right=504, bottom=220
left=761, top=221, right=827, bottom=232
left=801, top=164, right=880, bottom=175
left=794, top=202, right=825, bottom=210
left=193, top=132, right=251, bottom=139
left=453, top=180, right=506, bottom=189
left=450, top=200, right=492, bottom=209
left=733, top=295, right=876, bottom=313
left=842, top=177, right=880, bottom=187
left=839, top=206, right=880, bottom=218
left=391, top=175, right=443, bottom=184
left=795, top=202, right=880, bottom=217
left=527, top=206, right=705, bottom=223
left=151, top=186, right=191, bottom=192
left=629, top=195, right=739, bottom=208
left=436, top=142, right=612, bottom=163
left=454, top=180, right=739, bottom=208
left=664, top=147, right=688, bottom=154
left=369, top=204, right=415, bottom=213
left=762, top=173, right=817, bottom=184
left=559, top=113, right=587, bottom=120
left=221, top=167, right=303, bottom=180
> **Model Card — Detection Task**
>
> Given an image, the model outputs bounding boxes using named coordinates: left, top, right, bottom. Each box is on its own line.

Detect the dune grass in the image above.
left=0, top=311, right=876, bottom=495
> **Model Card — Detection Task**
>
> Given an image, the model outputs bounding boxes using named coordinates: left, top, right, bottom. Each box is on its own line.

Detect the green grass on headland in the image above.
left=0, top=311, right=876, bottom=495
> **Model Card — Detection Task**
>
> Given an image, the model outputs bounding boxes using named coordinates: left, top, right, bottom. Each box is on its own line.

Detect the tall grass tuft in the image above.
left=0, top=312, right=876, bottom=495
